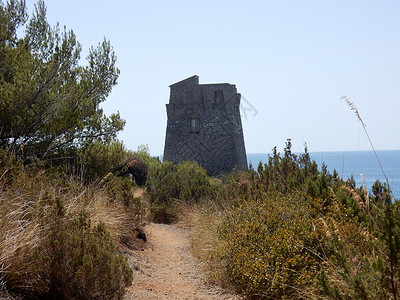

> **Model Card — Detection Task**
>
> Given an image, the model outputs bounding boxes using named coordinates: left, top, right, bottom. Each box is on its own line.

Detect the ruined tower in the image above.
left=163, top=75, right=247, bottom=175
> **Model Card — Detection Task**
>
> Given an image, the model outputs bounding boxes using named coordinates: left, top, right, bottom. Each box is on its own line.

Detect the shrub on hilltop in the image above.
left=216, top=192, right=325, bottom=298
left=146, top=160, right=214, bottom=223
left=190, top=141, right=400, bottom=299
left=0, top=149, right=136, bottom=299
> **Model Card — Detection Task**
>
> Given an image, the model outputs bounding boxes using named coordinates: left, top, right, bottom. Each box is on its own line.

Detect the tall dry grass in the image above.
left=0, top=152, right=142, bottom=297
left=0, top=194, right=43, bottom=290
left=176, top=200, right=239, bottom=292
left=342, top=96, right=390, bottom=190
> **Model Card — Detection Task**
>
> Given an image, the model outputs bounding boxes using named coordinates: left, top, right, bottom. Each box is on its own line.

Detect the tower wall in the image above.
left=163, top=75, right=247, bottom=175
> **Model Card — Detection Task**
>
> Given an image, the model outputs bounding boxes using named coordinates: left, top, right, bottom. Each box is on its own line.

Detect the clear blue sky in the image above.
left=26, top=0, right=400, bottom=155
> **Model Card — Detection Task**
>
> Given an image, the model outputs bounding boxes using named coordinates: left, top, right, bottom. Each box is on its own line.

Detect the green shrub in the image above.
left=34, top=206, right=132, bottom=300
left=316, top=181, right=400, bottom=299
left=207, top=164, right=400, bottom=299
left=130, top=144, right=160, bottom=171
left=105, top=175, right=146, bottom=226
left=0, top=165, right=134, bottom=299
left=106, top=176, right=137, bottom=205
left=213, top=192, right=324, bottom=298
left=146, top=160, right=214, bottom=222
left=0, top=148, right=25, bottom=186
left=78, top=140, right=128, bottom=180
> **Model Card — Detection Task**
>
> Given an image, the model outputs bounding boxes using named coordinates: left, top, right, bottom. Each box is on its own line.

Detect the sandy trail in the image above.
left=124, top=223, right=241, bottom=300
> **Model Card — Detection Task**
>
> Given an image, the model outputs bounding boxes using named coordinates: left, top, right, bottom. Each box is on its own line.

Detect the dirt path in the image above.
left=124, top=223, right=242, bottom=300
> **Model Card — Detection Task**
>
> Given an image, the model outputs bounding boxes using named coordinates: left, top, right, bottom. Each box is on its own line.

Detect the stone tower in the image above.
left=163, top=75, right=247, bottom=175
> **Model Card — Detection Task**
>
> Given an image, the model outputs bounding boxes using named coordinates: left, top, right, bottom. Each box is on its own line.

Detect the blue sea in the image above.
left=247, top=150, right=400, bottom=199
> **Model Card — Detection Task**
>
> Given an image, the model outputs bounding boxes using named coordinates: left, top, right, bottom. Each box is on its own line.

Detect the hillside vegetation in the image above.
left=145, top=141, right=400, bottom=299
left=0, top=1, right=150, bottom=298
left=1, top=1, right=399, bottom=299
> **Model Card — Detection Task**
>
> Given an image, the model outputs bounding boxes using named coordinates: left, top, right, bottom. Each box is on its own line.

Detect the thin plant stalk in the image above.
left=341, top=96, right=391, bottom=193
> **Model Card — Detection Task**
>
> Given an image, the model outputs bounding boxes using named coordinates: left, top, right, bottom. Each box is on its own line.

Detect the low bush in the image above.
left=0, top=153, right=136, bottom=299
left=105, top=175, right=147, bottom=237
left=34, top=208, right=132, bottom=299
left=186, top=142, right=400, bottom=299
left=146, top=160, right=214, bottom=222
left=210, top=192, right=325, bottom=298
left=80, top=140, right=128, bottom=181
left=317, top=182, right=400, bottom=299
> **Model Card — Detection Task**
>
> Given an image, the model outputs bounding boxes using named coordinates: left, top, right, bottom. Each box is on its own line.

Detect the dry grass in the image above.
left=176, top=200, right=238, bottom=292
left=62, top=181, right=130, bottom=247
left=0, top=194, right=43, bottom=289
left=342, top=96, right=390, bottom=191
left=0, top=164, right=142, bottom=295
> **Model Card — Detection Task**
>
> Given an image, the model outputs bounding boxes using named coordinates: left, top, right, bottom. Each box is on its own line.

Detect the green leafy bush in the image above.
left=317, top=181, right=400, bottom=299
left=79, top=140, right=128, bottom=180
left=105, top=176, right=147, bottom=227
left=34, top=205, right=132, bottom=300
left=190, top=141, right=400, bottom=299
left=213, top=192, right=325, bottom=298
left=146, top=160, right=214, bottom=222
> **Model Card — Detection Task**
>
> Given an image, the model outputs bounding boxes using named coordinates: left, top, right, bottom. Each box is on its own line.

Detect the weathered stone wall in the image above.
left=163, top=75, right=247, bottom=175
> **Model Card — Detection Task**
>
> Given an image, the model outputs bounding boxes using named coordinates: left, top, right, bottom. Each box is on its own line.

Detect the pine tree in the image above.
left=0, top=0, right=125, bottom=159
